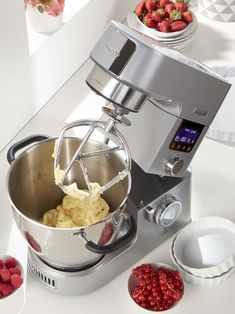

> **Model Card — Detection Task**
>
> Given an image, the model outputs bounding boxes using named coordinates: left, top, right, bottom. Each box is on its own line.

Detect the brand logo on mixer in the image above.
left=103, top=43, right=120, bottom=58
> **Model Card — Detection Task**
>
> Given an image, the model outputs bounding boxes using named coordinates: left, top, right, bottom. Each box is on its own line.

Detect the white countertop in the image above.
left=1, top=7, right=235, bottom=314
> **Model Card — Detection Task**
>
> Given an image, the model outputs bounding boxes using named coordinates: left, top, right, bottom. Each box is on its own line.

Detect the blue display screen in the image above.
left=170, top=120, right=204, bottom=153
left=175, top=128, right=200, bottom=145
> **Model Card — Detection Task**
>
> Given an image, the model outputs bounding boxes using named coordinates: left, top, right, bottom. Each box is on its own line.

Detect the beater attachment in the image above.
left=53, top=105, right=132, bottom=197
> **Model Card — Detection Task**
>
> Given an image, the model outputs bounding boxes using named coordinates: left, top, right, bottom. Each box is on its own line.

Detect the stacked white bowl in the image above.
left=127, top=12, right=198, bottom=51
left=170, top=216, right=235, bottom=286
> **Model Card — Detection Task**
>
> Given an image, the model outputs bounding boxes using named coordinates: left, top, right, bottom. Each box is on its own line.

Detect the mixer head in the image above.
left=85, top=20, right=231, bottom=177
left=55, top=20, right=231, bottom=192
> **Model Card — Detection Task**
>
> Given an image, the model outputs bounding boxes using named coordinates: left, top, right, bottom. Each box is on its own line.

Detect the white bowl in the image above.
left=128, top=263, right=185, bottom=311
left=172, top=217, right=235, bottom=278
left=128, top=12, right=194, bottom=39
left=0, top=254, right=25, bottom=301
left=170, top=245, right=235, bottom=286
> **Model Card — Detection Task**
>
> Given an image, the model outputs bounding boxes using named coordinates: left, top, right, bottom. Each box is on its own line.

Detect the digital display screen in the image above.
left=170, top=120, right=204, bottom=153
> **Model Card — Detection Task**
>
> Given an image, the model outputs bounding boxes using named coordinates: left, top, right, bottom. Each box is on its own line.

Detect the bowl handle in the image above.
left=7, top=134, right=51, bottom=164
left=79, top=215, right=137, bottom=254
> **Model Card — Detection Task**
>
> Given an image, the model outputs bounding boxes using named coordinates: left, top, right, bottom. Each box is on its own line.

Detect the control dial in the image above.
left=154, top=196, right=182, bottom=227
left=165, top=157, right=184, bottom=176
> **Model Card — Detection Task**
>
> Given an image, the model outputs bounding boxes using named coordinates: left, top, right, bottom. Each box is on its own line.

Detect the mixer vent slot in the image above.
left=28, top=257, right=57, bottom=289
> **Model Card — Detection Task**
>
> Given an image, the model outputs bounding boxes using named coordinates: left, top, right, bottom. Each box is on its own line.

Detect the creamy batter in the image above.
left=41, top=193, right=109, bottom=228
left=40, top=142, right=110, bottom=228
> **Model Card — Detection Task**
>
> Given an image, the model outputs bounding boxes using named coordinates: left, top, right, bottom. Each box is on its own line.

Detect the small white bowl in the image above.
left=172, top=217, right=235, bottom=278
left=0, top=254, right=25, bottom=301
left=129, top=12, right=193, bottom=38
left=170, top=245, right=235, bottom=286
left=128, top=263, right=185, bottom=311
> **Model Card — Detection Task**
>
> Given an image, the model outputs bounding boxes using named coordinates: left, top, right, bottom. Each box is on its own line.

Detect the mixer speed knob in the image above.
left=165, top=157, right=184, bottom=176
left=154, top=197, right=182, bottom=227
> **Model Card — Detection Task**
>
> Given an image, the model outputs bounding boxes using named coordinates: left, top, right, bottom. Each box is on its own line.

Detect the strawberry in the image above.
left=151, top=11, right=162, bottom=22
left=9, top=267, right=22, bottom=276
left=0, top=268, right=11, bottom=282
left=0, top=260, right=4, bottom=269
left=145, top=0, right=158, bottom=11
left=143, top=16, right=158, bottom=28
left=169, top=9, right=182, bottom=21
left=174, top=1, right=188, bottom=12
left=144, top=12, right=152, bottom=19
left=171, top=20, right=187, bottom=31
left=135, top=1, right=146, bottom=16
left=5, top=257, right=17, bottom=269
left=157, top=8, right=167, bottom=18
left=165, top=3, right=175, bottom=13
left=158, top=20, right=171, bottom=32
left=10, top=274, right=23, bottom=289
left=182, top=10, right=193, bottom=23
left=159, top=0, right=170, bottom=6
left=0, top=283, right=14, bottom=297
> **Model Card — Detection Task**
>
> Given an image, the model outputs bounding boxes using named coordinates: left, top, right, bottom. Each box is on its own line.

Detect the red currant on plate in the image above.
left=128, top=263, right=184, bottom=311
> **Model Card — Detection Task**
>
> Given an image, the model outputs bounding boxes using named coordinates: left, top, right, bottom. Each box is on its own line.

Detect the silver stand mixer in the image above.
left=7, top=21, right=231, bottom=295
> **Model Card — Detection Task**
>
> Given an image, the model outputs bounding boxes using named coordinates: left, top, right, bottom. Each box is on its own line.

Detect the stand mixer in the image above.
left=7, top=21, right=231, bottom=296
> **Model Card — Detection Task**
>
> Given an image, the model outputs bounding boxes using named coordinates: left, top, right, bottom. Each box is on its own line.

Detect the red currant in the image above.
left=131, top=264, right=184, bottom=311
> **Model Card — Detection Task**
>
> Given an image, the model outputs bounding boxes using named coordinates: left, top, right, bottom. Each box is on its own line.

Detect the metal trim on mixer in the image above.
left=28, top=253, right=57, bottom=290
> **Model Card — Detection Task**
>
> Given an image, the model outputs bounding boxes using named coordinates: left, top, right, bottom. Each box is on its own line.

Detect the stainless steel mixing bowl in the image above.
left=6, top=135, right=135, bottom=269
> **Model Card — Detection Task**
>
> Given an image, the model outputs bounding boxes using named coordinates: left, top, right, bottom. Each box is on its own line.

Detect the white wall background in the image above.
left=0, top=0, right=33, bottom=151
left=0, top=0, right=139, bottom=152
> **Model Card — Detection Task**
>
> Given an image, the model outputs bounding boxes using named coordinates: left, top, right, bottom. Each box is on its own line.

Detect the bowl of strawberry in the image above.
left=0, top=255, right=24, bottom=300
left=128, top=263, right=184, bottom=311
left=134, top=0, right=194, bottom=37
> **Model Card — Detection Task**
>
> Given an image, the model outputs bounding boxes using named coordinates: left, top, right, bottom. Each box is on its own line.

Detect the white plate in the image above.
left=169, top=34, right=197, bottom=49
left=162, top=32, right=197, bottom=51
left=127, top=12, right=197, bottom=41
left=206, top=69, right=235, bottom=143
left=163, top=24, right=198, bottom=44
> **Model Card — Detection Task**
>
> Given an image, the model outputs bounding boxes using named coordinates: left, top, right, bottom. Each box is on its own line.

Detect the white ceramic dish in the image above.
left=126, top=12, right=198, bottom=51
left=170, top=245, right=235, bottom=286
left=127, top=12, right=197, bottom=40
left=128, top=263, right=185, bottom=311
left=0, top=254, right=24, bottom=301
left=140, top=19, right=188, bottom=38
left=206, top=70, right=235, bottom=143
left=172, top=217, right=235, bottom=278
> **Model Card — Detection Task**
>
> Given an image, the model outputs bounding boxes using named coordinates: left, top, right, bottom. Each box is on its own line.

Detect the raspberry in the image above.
left=5, top=257, right=17, bottom=269
left=0, top=259, right=4, bottom=269
left=0, top=268, right=11, bottom=282
left=0, top=283, right=14, bottom=297
left=9, top=267, right=22, bottom=275
left=10, top=274, right=23, bottom=289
